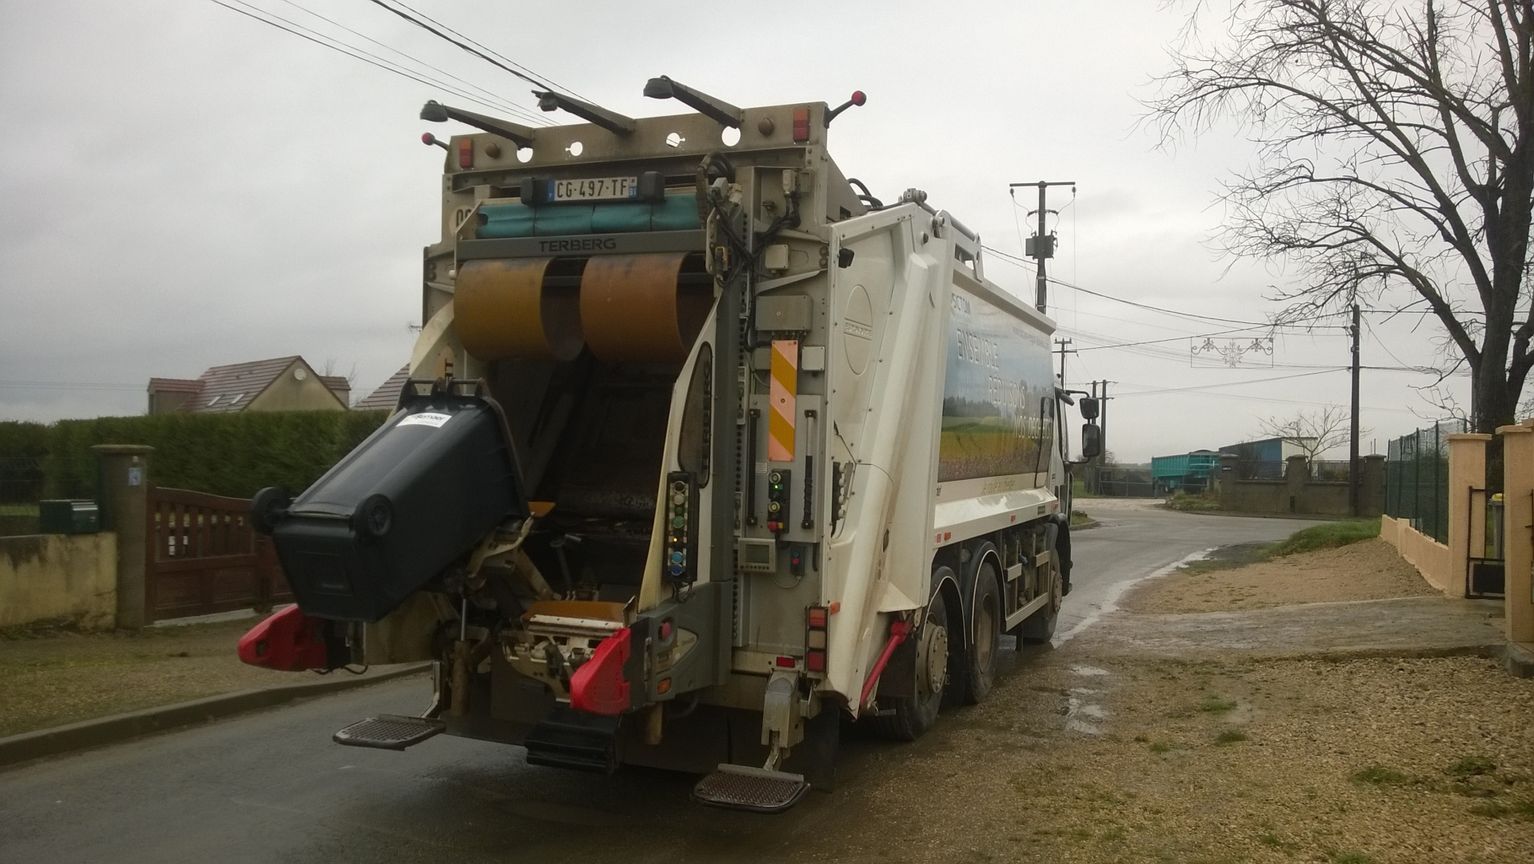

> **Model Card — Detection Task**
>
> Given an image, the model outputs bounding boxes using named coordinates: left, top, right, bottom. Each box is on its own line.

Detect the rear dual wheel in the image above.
left=874, top=576, right=953, bottom=741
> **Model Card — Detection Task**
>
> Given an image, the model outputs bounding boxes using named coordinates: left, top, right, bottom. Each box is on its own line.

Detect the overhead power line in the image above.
left=364, top=0, right=577, bottom=100
left=0, top=380, right=142, bottom=392
left=981, top=243, right=1349, bottom=331
left=1116, top=368, right=1342, bottom=397
left=1076, top=324, right=1274, bottom=352
left=372, top=0, right=589, bottom=101
left=206, top=0, right=547, bottom=122
left=270, top=0, right=547, bottom=125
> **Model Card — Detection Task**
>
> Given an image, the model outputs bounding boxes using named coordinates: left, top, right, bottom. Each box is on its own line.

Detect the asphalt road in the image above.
left=0, top=501, right=1324, bottom=864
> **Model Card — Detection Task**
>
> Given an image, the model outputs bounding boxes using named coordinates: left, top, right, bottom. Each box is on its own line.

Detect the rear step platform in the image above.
left=692, top=765, right=810, bottom=813
left=333, top=715, right=445, bottom=751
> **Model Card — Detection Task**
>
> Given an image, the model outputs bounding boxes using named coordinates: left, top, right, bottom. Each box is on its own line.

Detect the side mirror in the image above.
left=1079, top=397, right=1100, bottom=421
left=1081, top=424, right=1103, bottom=460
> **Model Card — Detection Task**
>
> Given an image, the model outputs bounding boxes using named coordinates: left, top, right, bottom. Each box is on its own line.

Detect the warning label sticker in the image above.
left=397, top=412, right=452, bottom=429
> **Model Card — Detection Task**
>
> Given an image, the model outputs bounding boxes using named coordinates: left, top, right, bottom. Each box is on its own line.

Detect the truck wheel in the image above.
left=1022, top=545, right=1063, bottom=644
left=956, top=558, right=1000, bottom=705
left=873, top=585, right=950, bottom=741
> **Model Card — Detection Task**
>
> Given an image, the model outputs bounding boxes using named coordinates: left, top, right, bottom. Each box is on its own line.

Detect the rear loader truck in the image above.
left=238, top=81, right=1103, bottom=812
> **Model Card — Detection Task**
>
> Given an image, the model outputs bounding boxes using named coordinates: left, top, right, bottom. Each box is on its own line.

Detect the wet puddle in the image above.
left=1060, top=666, right=1111, bottom=735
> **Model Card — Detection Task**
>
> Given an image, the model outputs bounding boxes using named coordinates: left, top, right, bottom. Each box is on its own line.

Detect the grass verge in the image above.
left=1264, top=519, right=1380, bottom=558
left=1176, top=520, right=1384, bottom=579
left=0, top=619, right=288, bottom=737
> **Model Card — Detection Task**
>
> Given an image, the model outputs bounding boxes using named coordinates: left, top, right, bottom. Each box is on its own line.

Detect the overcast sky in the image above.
left=0, top=0, right=1488, bottom=461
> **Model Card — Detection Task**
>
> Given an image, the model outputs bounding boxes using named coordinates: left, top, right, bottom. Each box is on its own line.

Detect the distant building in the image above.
left=147, top=356, right=349, bottom=415
left=355, top=364, right=410, bottom=412
left=1218, top=436, right=1317, bottom=479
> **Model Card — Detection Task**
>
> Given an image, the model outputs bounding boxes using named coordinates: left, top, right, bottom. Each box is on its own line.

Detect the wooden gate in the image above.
left=144, top=487, right=291, bottom=622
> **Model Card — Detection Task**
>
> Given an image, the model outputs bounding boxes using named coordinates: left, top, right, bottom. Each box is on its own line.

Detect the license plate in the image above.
left=548, top=176, right=638, bottom=202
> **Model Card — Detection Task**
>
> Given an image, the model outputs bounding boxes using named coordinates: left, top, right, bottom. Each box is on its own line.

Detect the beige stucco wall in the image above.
left=248, top=363, right=346, bottom=412
left=0, top=533, right=118, bottom=629
left=1380, top=515, right=1454, bottom=596
left=1498, top=422, right=1533, bottom=645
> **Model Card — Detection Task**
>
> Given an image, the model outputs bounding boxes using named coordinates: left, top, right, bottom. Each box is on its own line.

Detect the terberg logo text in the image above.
left=538, top=237, right=619, bottom=253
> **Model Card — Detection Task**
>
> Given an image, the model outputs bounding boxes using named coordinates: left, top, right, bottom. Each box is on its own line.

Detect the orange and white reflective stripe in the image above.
left=768, top=339, right=798, bottom=462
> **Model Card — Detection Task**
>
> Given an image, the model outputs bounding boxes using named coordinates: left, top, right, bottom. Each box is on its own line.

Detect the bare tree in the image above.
left=1147, top=0, right=1534, bottom=434
left=1257, top=405, right=1355, bottom=460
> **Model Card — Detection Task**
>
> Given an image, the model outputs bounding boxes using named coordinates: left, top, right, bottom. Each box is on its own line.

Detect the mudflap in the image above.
left=524, top=706, right=620, bottom=774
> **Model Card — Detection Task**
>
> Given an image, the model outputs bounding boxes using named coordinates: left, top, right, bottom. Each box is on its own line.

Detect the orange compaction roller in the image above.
left=455, top=253, right=712, bottom=364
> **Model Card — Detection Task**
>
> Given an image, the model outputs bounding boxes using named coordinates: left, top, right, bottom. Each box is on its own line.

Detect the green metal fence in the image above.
left=1383, top=420, right=1464, bottom=544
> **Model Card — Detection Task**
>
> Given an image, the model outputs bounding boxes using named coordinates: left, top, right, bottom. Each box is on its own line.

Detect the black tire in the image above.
left=873, top=583, right=951, bottom=742
left=1022, top=542, right=1063, bottom=644
left=250, top=486, right=290, bottom=535
left=353, top=493, right=393, bottom=539
left=956, top=557, right=1001, bottom=705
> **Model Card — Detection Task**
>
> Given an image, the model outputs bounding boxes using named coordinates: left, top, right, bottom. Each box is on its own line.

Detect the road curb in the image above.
left=1505, top=642, right=1534, bottom=678
left=0, top=662, right=430, bottom=770
left=1156, top=504, right=1348, bottom=521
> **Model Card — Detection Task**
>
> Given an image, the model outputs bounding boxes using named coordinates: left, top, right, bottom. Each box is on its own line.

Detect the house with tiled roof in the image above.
left=355, top=364, right=410, bottom=412
left=147, top=356, right=350, bottom=415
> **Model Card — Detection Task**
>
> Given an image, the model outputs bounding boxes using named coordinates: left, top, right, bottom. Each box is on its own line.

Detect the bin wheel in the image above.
left=250, top=487, right=290, bottom=535
left=355, top=494, right=393, bottom=539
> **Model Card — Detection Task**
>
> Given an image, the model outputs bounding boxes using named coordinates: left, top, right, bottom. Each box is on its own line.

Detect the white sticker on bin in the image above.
left=397, top=412, right=452, bottom=429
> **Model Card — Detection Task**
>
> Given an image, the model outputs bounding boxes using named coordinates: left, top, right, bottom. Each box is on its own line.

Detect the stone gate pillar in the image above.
left=1447, top=433, right=1491, bottom=599
left=1497, top=422, right=1533, bottom=674
left=93, top=445, right=153, bottom=630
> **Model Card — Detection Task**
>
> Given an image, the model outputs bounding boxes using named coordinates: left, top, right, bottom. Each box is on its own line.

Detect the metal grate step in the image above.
left=333, top=715, right=445, bottom=751
left=692, top=764, right=810, bottom=813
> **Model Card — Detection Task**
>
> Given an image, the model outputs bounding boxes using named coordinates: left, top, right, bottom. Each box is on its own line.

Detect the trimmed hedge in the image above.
left=0, top=411, right=389, bottom=500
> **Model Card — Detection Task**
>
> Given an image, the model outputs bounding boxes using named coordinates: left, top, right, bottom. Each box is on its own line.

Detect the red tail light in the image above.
left=805, top=604, right=828, bottom=675
left=792, top=107, right=811, bottom=143
left=456, top=137, right=474, bottom=169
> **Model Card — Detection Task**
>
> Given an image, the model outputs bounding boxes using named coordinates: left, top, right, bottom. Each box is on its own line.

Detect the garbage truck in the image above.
left=238, top=80, right=1103, bottom=812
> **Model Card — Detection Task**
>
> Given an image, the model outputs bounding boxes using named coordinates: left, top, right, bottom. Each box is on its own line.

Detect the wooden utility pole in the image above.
left=1099, top=380, right=1111, bottom=463
left=1009, top=180, right=1076, bottom=314
left=1053, top=337, right=1075, bottom=386
left=1349, top=302, right=1361, bottom=516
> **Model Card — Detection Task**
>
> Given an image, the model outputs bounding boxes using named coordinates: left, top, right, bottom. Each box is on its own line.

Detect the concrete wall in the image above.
left=1380, top=515, right=1454, bottom=596
left=0, top=533, right=117, bottom=629
left=1215, top=454, right=1384, bottom=517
